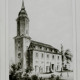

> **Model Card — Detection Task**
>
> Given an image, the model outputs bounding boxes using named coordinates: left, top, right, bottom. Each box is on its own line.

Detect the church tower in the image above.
left=14, top=0, right=31, bottom=71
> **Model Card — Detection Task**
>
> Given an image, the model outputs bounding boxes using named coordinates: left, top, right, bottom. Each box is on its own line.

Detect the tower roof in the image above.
left=17, top=0, right=29, bottom=19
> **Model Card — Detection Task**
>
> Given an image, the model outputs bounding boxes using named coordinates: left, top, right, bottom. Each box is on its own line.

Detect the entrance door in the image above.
left=52, top=64, right=54, bottom=70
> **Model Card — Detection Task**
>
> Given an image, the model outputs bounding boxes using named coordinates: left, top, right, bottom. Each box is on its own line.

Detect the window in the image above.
left=36, top=53, right=38, bottom=57
left=52, top=55, right=54, bottom=59
left=47, top=54, right=49, bottom=58
left=18, top=46, right=21, bottom=50
left=40, top=46, right=42, bottom=49
left=18, top=41, right=21, bottom=47
left=18, top=53, right=21, bottom=58
left=52, top=64, right=54, bottom=70
left=42, top=53, right=44, bottom=58
left=18, top=41, right=20, bottom=44
left=49, top=48, right=52, bottom=52
left=58, top=56, right=59, bottom=60
left=57, top=65, right=59, bottom=70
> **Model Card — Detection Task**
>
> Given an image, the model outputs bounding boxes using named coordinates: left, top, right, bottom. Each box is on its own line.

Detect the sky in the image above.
left=8, top=0, right=73, bottom=63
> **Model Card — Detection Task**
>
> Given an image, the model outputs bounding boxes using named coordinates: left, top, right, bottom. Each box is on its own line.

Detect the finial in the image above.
left=61, top=44, right=63, bottom=50
left=22, top=0, right=25, bottom=9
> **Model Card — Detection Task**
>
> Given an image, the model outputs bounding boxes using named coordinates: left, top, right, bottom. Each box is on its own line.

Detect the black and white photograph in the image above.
left=8, top=0, right=74, bottom=80
left=1, top=0, right=78, bottom=80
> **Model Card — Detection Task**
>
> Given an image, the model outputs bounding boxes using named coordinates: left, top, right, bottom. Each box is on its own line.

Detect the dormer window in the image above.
left=49, top=48, right=52, bottom=52
left=40, top=46, right=42, bottom=49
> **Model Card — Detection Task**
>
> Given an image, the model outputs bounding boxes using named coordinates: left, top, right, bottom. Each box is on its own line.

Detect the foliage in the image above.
left=56, top=76, right=59, bottom=80
left=25, top=66, right=33, bottom=73
left=64, top=49, right=72, bottom=61
left=9, top=63, right=23, bottom=80
left=31, top=75, right=38, bottom=80
left=9, top=64, right=18, bottom=80
left=51, top=74, right=55, bottom=78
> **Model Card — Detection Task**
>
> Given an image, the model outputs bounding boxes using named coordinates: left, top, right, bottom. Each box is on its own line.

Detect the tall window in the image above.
left=52, top=55, right=54, bottom=59
left=57, top=65, right=59, bottom=70
left=18, top=53, right=21, bottom=58
left=42, top=53, right=44, bottom=58
left=52, top=64, right=54, bottom=70
left=36, top=53, right=38, bottom=57
left=58, top=56, right=59, bottom=60
left=47, top=54, right=49, bottom=58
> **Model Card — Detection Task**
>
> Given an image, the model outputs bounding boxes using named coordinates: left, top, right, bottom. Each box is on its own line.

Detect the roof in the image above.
left=31, top=40, right=56, bottom=49
left=28, top=40, right=61, bottom=55
left=30, top=40, right=59, bottom=51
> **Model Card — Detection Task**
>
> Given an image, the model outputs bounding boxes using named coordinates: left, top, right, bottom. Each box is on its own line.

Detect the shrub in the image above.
left=56, top=76, right=59, bottom=80
left=51, top=74, right=55, bottom=78
left=31, top=75, right=38, bottom=80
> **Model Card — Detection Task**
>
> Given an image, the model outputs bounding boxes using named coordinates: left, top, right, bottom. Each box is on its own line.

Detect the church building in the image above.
left=14, top=0, right=62, bottom=74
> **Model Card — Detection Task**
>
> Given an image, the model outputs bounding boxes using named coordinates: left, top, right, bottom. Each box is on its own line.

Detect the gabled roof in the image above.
left=31, top=40, right=56, bottom=49
left=29, top=40, right=59, bottom=51
left=28, top=40, right=61, bottom=55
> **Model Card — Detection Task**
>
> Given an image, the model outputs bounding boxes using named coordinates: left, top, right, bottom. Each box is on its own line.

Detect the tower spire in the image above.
left=22, top=0, right=25, bottom=9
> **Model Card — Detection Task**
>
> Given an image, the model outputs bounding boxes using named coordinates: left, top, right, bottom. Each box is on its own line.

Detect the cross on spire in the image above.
left=21, top=0, right=25, bottom=9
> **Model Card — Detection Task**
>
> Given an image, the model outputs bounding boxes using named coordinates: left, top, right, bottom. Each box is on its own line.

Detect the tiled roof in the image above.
left=30, top=40, right=58, bottom=50
left=28, top=40, right=61, bottom=55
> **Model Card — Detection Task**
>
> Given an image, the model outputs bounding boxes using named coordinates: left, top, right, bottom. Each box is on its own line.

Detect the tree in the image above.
left=9, top=64, right=18, bottom=80
left=25, top=66, right=33, bottom=73
left=64, top=49, right=72, bottom=62
left=9, top=63, right=22, bottom=80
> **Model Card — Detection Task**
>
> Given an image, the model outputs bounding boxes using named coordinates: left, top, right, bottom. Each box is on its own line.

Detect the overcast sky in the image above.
left=8, top=0, right=73, bottom=63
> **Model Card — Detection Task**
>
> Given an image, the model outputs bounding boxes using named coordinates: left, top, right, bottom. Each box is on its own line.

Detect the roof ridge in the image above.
left=31, top=40, right=57, bottom=50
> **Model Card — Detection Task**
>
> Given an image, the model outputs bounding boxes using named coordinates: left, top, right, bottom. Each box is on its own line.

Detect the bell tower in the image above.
left=14, top=0, right=31, bottom=71
left=17, top=0, right=29, bottom=37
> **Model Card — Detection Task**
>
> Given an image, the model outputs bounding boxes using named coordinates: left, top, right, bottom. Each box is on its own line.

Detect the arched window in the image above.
left=18, top=53, right=21, bottom=58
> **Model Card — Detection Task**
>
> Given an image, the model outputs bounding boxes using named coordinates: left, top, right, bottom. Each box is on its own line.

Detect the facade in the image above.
left=14, top=0, right=62, bottom=74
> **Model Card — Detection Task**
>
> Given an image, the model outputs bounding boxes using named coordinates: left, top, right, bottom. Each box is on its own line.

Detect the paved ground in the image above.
left=38, top=72, right=74, bottom=80
left=59, top=72, right=74, bottom=80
